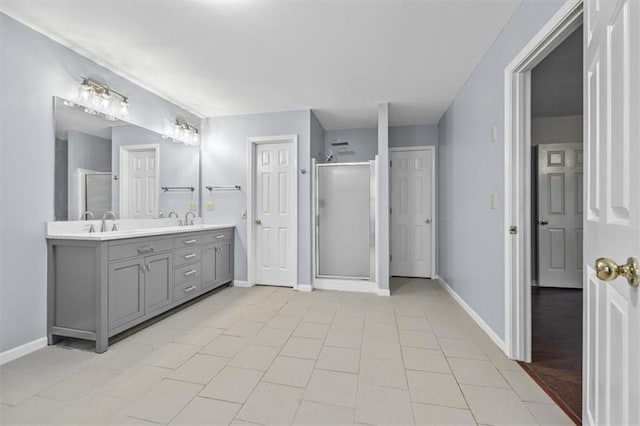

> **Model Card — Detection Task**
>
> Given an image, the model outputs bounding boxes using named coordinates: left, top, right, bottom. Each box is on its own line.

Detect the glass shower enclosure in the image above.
left=315, top=161, right=376, bottom=280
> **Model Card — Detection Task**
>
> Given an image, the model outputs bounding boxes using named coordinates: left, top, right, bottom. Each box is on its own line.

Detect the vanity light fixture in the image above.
left=77, top=78, right=130, bottom=120
left=163, top=119, right=199, bottom=146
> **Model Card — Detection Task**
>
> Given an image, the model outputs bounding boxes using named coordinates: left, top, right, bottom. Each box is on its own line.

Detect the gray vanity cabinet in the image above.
left=48, top=227, right=234, bottom=353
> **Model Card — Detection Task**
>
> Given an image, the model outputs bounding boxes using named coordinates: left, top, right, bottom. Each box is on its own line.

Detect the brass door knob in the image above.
left=539, top=219, right=549, bottom=225
left=255, top=219, right=262, bottom=225
left=425, top=218, right=431, bottom=224
left=595, top=257, right=639, bottom=287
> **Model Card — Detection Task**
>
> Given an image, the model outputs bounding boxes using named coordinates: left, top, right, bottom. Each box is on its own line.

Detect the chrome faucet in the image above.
left=81, top=211, right=94, bottom=220
left=184, top=211, right=196, bottom=226
left=168, top=211, right=179, bottom=219
left=101, top=211, right=116, bottom=232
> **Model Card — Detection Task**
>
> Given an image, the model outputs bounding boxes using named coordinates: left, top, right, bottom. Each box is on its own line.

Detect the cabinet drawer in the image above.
left=203, top=229, right=233, bottom=244
left=174, top=263, right=202, bottom=286
left=174, top=234, right=202, bottom=249
left=174, top=247, right=202, bottom=267
left=174, top=280, right=200, bottom=303
left=109, top=237, right=173, bottom=261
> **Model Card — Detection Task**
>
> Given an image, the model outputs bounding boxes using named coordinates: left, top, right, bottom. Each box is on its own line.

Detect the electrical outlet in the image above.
left=189, top=203, right=197, bottom=212
left=241, top=209, right=247, bottom=219
left=206, top=202, right=215, bottom=212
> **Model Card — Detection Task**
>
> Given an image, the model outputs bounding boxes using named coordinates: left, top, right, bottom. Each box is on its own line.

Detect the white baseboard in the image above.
left=377, top=289, right=391, bottom=296
left=0, top=337, right=48, bottom=366
left=313, top=278, right=378, bottom=294
left=436, top=275, right=506, bottom=352
left=297, top=284, right=313, bottom=292
left=232, top=280, right=253, bottom=288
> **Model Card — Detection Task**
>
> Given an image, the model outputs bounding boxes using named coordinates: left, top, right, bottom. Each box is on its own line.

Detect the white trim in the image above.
left=119, top=144, right=160, bottom=219
left=246, top=135, right=298, bottom=288
left=297, top=284, right=313, bottom=292
left=503, top=0, right=583, bottom=361
left=389, top=146, right=438, bottom=278
left=437, top=276, right=505, bottom=352
left=232, top=280, right=253, bottom=288
left=376, top=289, right=391, bottom=297
left=0, top=337, right=47, bottom=366
left=313, top=278, right=378, bottom=294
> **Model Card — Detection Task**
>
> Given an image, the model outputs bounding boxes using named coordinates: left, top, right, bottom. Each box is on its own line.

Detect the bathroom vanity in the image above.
left=46, top=223, right=234, bottom=352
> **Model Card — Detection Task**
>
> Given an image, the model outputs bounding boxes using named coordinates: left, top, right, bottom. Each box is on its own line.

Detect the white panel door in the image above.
left=127, top=149, right=157, bottom=219
left=537, top=143, right=583, bottom=288
left=390, top=149, right=434, bottom=278
left=584, top=1, right=639, bottom=425
left=254, top=142, right=296, bottom=287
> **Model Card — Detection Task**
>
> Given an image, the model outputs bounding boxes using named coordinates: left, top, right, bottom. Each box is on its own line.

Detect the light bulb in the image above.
left=119, top=99, right=129, bottom=117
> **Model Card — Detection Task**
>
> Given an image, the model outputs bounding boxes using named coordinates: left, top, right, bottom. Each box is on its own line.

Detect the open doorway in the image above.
left=523, top=25, right=584, bottom=422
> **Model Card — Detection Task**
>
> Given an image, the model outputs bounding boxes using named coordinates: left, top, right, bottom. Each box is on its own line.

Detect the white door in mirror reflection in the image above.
left=120, top=144, right=159, bottom=219
left=254, top=142, right=296, bottom=287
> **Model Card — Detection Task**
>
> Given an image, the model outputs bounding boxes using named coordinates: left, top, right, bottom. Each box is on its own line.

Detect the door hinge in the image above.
left=509, top=225, right=517, bottom=235
left=389, top=160, right=392, bottom=167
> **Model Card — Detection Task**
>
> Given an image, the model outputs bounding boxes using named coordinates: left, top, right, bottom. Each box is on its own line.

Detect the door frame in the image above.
left=389, top=146, right=437, bottom=279
left=503, top=0, right=583, bottom=362
left=119, top=144, right=160, bottom=219
left=246, top=134, right=298, bottom=288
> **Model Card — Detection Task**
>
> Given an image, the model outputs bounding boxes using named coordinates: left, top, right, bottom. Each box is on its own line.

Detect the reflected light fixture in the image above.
left=76, top=78, right=129, bottom=120
left=163, top=119, right=199, bottom=146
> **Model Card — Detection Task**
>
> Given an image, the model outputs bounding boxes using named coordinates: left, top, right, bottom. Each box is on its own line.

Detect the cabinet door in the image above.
left=201, top=244, right=216, bottom=290
left=215, top=241, right=233, bottom=283
left=144, top=253, right=173, bottom=314
left=108, top=258, right=144, bottom=330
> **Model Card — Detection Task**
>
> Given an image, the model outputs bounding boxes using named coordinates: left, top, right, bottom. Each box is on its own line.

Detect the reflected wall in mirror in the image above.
left=54, top=97, right=200, bottom=221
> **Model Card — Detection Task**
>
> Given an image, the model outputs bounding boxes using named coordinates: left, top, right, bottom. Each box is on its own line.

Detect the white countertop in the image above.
left=46, top=220, right=234, bottom=241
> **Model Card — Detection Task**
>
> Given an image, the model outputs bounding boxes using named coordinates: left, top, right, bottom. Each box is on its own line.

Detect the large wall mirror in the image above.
left=54, top=96, right=200, bottom=221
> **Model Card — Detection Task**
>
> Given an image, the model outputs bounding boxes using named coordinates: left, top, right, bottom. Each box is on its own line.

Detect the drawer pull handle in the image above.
left=184, top=270, right=197, bottom=277
left=215, top=234, right=225, bottom=239
left=184, top=239, right=197, bottom=245
left=183, top=253, right=197, bottom=260
left=137, top=246, right=154, bottom=254
left=184, top=285, right=197, bottom=293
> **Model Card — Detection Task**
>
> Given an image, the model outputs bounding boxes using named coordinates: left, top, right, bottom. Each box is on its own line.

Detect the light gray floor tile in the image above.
left=402, top=347, right=451, bottom=374
left=394, top=305, right=426, bottom=318
left=303, top=307, right=336, bottom=324
left=325, top=329, right=363, bottom=349
left=460, top=384, right=538, bottom=425
left=331, top=316, right=365, bottom=332
left=266, top=314, right=301, bottom=330
left=169, top=353, right=228, bottom=384
left=406, top=370, right=467, bottom=409
left=355, top=384, right=414, bottom=425
left=293, top=321, right=330, bottom=339
left=400, top=330, right=440, bottom=349
left=448, top=358, right=510, bottom=388
left=200, top=335, right=250, bottom=358
left=304, top=369, right=358, bottom=408
left=316, top=346, right=360, bottom=374
left=524, top=401, right=574, bottom=425
left=250, top=327, right=292, bottom=348
left=363, top=322, right=399, bottom=339
left=150, top=342, right=201, bottom=370
left=280, top=337, right=323, bottom=360
left=501, top=369, right=555, bottom=403
left=124, top=379, right=202, bottom=424
left=38, top=364, right=121, bottom=402
left=102, top=365, right=171, bottom=402
left=169, top=396, right=241, bottom=425
left=439, top=338, right=488, bottom=360
left=57, top=393, right=128, bottom=424
left=294, top=400, right=355, bottom=425
left=412, top=402, right=477, bottom=425
left=173, top=326, right=223, bottom=346
left=90, top=340, right=155, bottom=372
left=262, top=356, right=315, bottom=388
left=228, top=344, right=279, bottom=371
left=397, top=316, right=432, bottom=331
left=0, top=395, right=68, bottom=424
left=361, top=337, right=402, bottom=360
left=236, top=382, right=303, bottom=424
left=199, top=366, right=262, bottom=404
left=359, top=356, right=408, bottom=389
left=222, top=320, right=265, bottom=338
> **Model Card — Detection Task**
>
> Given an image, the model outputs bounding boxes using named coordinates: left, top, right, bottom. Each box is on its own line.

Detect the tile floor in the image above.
left=0, top=278, right=574, bottom=425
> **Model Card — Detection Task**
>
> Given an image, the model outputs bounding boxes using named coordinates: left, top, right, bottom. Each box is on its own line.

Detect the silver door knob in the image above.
left=255, top=219, right=262, bottom=225
left=425, top=218, right=431, bottom=224
left=538, top=219, right=549, bottom=225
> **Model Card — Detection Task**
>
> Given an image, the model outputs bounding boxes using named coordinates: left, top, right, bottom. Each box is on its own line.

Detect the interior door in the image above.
left=537, top=143, right=583, bottom=288
left=126, top=148, right=157, bottom=219
left=390, top=149, right=434, bottom=278
left=584, top=0, right=639, bottom=424
left=254, top=142, right=296, bottom=287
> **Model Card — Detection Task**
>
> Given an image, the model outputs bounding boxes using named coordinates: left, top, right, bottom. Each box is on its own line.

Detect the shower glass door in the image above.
left=316, top=162, right=374, bottom=279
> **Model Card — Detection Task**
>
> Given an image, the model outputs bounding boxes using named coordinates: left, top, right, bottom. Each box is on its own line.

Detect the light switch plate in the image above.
left=490, top=194, right=497, bottom=209
left=206, top=202, right=215, bottom=212
left=490, top=126, right=497, bottom=142
left=241, top=209, right=247, bottom=219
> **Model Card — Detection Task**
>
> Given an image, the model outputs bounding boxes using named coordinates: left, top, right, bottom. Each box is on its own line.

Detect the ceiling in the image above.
left=531, top=26, right=583, bottom=118
left=1, top=0, right=523, bottom=130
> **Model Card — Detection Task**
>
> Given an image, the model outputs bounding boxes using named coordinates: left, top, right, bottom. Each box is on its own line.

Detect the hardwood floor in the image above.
left=520, top=286, right=582, bottom=424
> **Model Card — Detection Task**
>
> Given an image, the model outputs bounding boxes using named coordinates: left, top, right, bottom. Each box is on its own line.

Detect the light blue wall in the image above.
left=389, top=124, right=438, bottom=147
left=0, top=13, right=199, bottom=353
left=436, top=0, right=567, bottom=340
left=200, top=110, right=313, bottom=284
left=310, top=111, right=325, bottom=162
